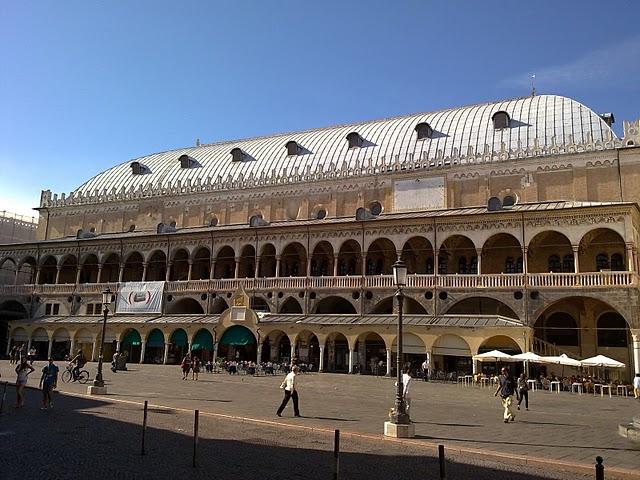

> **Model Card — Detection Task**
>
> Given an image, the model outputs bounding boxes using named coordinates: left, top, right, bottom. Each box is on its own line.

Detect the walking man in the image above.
left=397, top=366, right=413, bottom=412
left=276, top=365, right=300, bottom=417
left=421, top=358, right=429, bottom=382
left=494, top=367, right=516, bottom=423
left=39, top=358, right=59, bottom=410
left=516, top=373, right=529, bottom=411
left=633, top=373, right=640, bottom=399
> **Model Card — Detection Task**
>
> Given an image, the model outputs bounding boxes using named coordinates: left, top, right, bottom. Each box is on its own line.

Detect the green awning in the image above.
left=191, top=329, right=213, bottom=351
left=219, top=326, right=256, bottom=346
left=170, top=329, right=188, bottom=347
left=122, top=330, right=141, bottom=347
left=146, top=329, right=165, bottom=348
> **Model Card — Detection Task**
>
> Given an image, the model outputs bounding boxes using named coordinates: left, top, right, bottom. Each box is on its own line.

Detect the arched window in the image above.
left=470, top=256, right=478, bottom=274
left=346, top=132, right=363, bottom=148
left=458, top=256, right=467, bottom=274
left=414, top=122, right=433, bottom=140
left=610, top=253, right=624, bottom=271
left=562, top=254, right=574, bottom=272
left=596, top=253, right=610, bottom=271
left=545, top=313, right=578, bottom=346
left=505, top=257, right=515, bottom=274
left=548, top=255, right=561, bottom=272
left=597, top=312, right=628, bottom=347
left=492, top=111, right=510, bottom=129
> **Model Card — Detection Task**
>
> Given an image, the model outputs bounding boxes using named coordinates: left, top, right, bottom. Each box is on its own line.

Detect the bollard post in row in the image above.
left=438, top=444, right=447, bottom=480
left=333, top=429, right=340, bottom=480
left=141, top=400, right=148, bottom=456
left=193, top=410, right=199, bottom=468
left=595, top=456, right=604, bottom=480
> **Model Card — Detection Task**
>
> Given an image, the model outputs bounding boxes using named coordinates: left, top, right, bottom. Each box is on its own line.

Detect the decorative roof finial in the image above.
left=531, top=74, right=536, bottom=97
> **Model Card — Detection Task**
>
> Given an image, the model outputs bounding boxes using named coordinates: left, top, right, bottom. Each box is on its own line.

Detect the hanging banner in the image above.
left=116, top=281, right=165, bottom=314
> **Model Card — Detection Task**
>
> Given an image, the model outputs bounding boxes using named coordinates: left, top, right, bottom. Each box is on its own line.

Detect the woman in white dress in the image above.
left=15, top=359, right=35, bottom=408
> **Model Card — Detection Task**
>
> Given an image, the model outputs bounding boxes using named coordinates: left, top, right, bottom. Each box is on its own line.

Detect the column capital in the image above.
left=631, top=329, right=640, bottom=342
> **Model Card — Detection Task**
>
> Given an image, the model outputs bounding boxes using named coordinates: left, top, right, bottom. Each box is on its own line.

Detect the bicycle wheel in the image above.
left=61, top=370, right=72, bottom=383
left=77, top=370, right=90, bottom=384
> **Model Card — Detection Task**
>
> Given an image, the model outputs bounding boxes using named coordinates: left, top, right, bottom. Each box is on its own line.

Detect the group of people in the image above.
left=180, top=354, right=203, bottom=380
left=7, top=356, right=59, bottom=410
left=8, top=345, right=37, bottom=365
left=494, top=368, right=531, bottom=423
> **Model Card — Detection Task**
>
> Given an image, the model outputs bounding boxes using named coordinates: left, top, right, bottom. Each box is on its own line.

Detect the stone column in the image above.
left=257, top=342, right=263, bottom=363
left=386, top=348, right=392, bottom=376
left=115, top=340, right=121, bottom=353
left=187, top=342, right=192, bottom=353
left=626, top=243, right=634, bottom=272
left=35, top=267, right=42, bottom=285
left=476, top=249, right=482, bottom=274
left=348, top=348, right=354, bottom=374
left=255, top=257, right=261, bottom=278
left=187, top=261, right=193, bottom=281
left=97, top=264, right=103, bottom=283
left=55, top=266, right=62, bottom=284
left=141, top=262, right=148, bottom=281
left=165, top=263, right=172, bottom=282
left=212, top=343, right=218, bottom=365
left=361, top=253, right=367, bottom=276
left=139, top=341, right=146, bottom=364
left=472, top=359, right=478, bottom=375
left=118, top=264, right=125, bottom=282
left=234, top=257, right=240, bottom=278
left=75, top=266, right=82, bottom=285
left=27, top=338, right=32, bottom=350
left=632, top=331, right=640, bottom=375
left=91, top=339, right=97, bottom=361
left=290, top=342, right=296, bottom=363
left=522, top=247, right=528, bottom=274
left=333, top=255, right=339, bottom=277
left=47, top=338, right=53, bottom=358
left=163, top=343, right=170, bottom=364
left=275, top=256, right=281, bottom=277
left=210, top=260, right=216, bottom=280
left=572, top=245, right=580, bottom=273
left=319, top=345, right=325, bottom=372
left=306, top=257, right=312, bottom=277
left=70, top=339, right=76, bottom=357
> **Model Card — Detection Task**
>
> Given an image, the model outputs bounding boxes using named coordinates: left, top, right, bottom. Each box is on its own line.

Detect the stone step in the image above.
left=619, top=422, right=640, bottom=443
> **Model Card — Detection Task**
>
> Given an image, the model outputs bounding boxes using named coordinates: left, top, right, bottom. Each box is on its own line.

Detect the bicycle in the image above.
left=61, top=363, right=90, bottom=384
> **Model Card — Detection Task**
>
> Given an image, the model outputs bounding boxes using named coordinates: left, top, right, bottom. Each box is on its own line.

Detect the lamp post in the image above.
left=384, top=259, right=414, bottom=437
left=90, top=287, right=111, bottom=393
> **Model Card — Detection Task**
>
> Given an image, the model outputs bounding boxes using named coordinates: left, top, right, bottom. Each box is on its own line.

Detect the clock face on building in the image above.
left=393, top=176, right=445, bottom=211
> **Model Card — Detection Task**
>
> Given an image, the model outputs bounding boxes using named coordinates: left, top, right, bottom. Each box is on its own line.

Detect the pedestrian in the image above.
left=181, top=354, right=192, bottom=380
left=28, top=347, right=36, bottom=365
left=192, top=356, right=200, bottom=381
left=633, top=373, right=640, bottom=399
left=516, top=373, right=529, bottom=411
left=15, top=358, right=35, bottom=408
left=111, top=351, right=119, bottom=373
left=276, top=365, right=300, bottom=417
left=494, top=367, right=516, bottom=423
left=9, top=346, right=16, bottom=364
left=421, top=358, right=429, bottom=382
left=397, top=366, right=413, bottom=412
left=39, top=358, right=59, bottom=410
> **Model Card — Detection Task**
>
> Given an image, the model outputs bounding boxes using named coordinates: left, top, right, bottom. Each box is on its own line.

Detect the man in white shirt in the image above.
left=396, top=366, right=413, bottom=413
left=277, top=365, right=300, bottom=417
left=633, top=373, right=640, bottom=399
left=421, top=358, right=429, bottom=382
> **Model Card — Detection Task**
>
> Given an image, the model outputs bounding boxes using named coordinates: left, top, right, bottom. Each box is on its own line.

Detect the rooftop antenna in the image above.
left=530, top=74, right=536, bottom=97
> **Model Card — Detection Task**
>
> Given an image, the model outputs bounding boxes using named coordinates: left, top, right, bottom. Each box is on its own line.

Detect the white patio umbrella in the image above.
left=472, top=350, right=514, bottom=362
left=580, top=355, right=625, bottom=368
left=540, top=353, right=581, bottom=367
left=511, top=352, right=544, bottom=363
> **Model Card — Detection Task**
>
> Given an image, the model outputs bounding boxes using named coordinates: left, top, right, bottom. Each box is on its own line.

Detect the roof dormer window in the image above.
left=179, top=154, right=196, bottom=169
left=346, top=132, right=364, bottom=149
left=415, top=122, right=433, bottom=140
left=130, top=161, right=143, bottom=175
left=286, top=141, right=301, bottom=156
left=492, top=111, right=510, bottom=129
left=230, top=148, right=246, bottom=162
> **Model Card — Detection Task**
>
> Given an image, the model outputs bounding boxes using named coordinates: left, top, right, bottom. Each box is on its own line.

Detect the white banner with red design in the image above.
left=116, top=281, right=164, bottom=314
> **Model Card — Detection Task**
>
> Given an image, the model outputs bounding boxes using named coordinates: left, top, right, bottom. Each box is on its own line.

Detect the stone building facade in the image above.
left=1, top=95, right=639, bottom=379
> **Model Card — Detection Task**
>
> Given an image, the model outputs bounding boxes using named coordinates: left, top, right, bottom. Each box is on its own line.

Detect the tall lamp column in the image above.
left=88, top=287, right=111, bottom=395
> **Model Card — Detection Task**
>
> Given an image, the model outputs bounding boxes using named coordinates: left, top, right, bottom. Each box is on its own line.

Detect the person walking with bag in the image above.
left=517, top=373, right=529, bottom=411
left=494, top=367, right=516, bottom=423
left=276, top=365, right=300, bottom=417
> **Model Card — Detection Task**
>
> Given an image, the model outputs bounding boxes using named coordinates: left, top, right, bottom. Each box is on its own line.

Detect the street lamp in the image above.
left=90, top=287, right=111, bottom=393
left=384, top=259, right=414, bottom=437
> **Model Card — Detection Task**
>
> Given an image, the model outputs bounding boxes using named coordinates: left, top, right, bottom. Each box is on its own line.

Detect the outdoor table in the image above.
left=617, top=385, right=628, bottom=397
left=597, top=384, right=612, bottom=398
left=570, top=382, right=583, bottom=395
left=457, top=377, right=465, bottom=387
left=527, top=379, right=537, bottom=392
left=464, top=375, right=473, bottom=386
left=480, top=377, right=490, bottom=388
left=550, top=380, right=561, bottom=393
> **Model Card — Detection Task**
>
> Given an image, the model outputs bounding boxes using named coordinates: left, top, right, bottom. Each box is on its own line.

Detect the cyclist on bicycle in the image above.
left=70, top=350, right=86, bottom=381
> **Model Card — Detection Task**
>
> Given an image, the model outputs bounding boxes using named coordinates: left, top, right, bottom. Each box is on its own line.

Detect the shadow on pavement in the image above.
left=0, top=385, right=594, bottom=480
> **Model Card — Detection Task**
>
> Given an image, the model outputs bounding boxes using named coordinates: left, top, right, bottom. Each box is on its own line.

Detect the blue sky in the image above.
left=1, top=1, right=639, bottom=217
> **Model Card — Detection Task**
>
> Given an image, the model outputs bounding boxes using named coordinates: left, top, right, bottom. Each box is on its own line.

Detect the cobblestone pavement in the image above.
left=1, top=361, right=638, bottom=479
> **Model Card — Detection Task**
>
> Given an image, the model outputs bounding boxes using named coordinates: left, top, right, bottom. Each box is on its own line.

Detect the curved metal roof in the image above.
left=75, top=95, right=617, bottom=196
